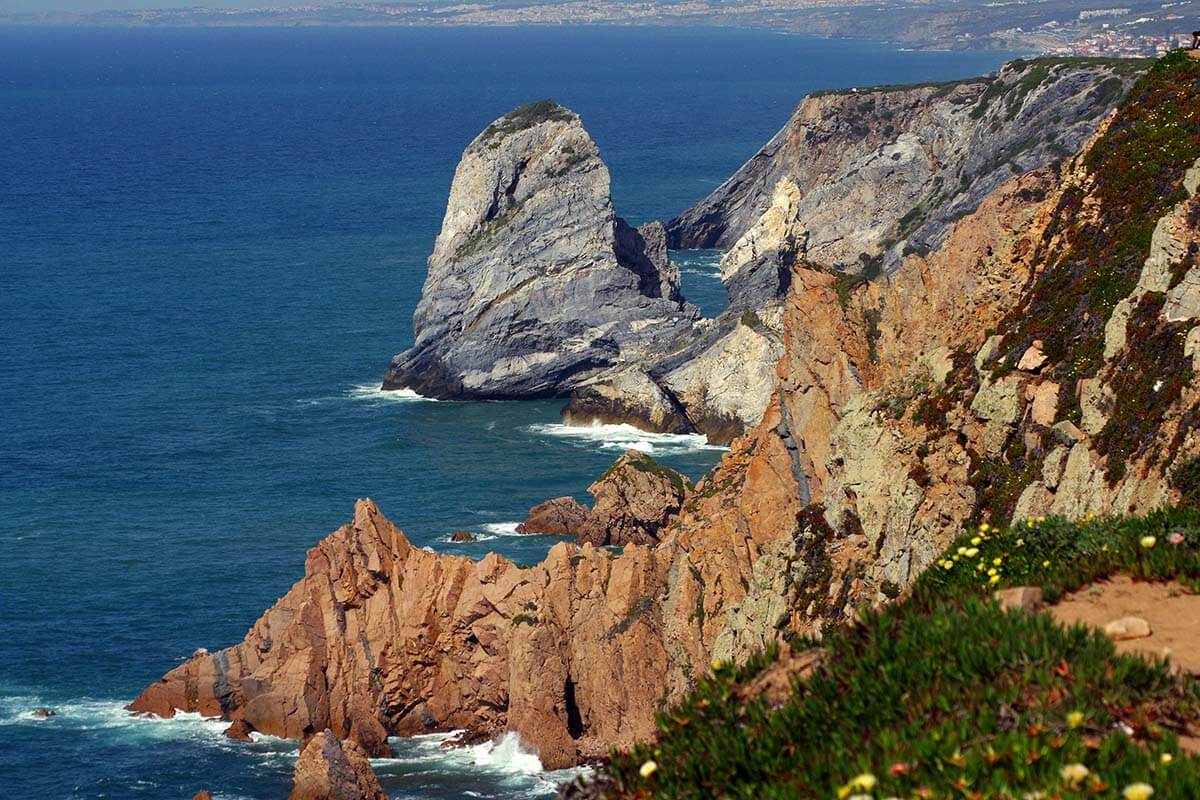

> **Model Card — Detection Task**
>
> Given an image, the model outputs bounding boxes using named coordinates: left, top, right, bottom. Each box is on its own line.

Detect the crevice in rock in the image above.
left=564, top=677, right=584, bottom=739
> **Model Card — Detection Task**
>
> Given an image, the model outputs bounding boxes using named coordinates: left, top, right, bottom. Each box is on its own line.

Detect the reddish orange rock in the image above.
left=516, top=497, right=589, bottom=536
left=289, top=730, right=386, bottom=800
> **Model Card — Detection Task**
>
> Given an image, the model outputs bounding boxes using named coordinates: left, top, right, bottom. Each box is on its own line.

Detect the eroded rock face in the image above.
left=383, top=101, right=698, bottom=399
left=667, top=59, right=1144, bottom=271
left=577, top=450, right=689, bottom=546
left=290, top=730, right=387, bottom=800
left=130, top=499, right=679, bottom=769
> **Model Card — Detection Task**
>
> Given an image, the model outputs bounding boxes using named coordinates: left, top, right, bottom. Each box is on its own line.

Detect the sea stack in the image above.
left=383, top=100, right=698, bottom=399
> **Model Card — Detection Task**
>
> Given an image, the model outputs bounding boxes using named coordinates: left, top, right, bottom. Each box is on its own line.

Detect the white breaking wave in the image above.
left=528, top=421, right=727, bottom=455
left=346, top=384, right=437, bottom=403
left=480, top=522, right=522, bottom=536
left=470, top=731, right=545, bottom=775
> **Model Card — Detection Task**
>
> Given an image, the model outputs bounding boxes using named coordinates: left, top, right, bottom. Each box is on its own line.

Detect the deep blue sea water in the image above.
left=0, top=25, right=1014, bottom=798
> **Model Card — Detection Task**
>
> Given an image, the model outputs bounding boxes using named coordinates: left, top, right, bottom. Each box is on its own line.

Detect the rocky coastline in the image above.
left=129, top=53, right=1200, bottom=798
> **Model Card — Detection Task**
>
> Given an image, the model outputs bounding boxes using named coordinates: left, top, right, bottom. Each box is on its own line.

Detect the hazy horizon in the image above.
left=1, top=0, right=343, bottom=11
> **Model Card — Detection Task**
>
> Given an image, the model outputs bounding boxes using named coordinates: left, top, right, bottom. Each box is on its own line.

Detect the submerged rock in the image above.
left=449, top=530, right=478, bottom=543
left=383, top=100, right=698, bottom=399
left=289, top=730, right=387, bottom=800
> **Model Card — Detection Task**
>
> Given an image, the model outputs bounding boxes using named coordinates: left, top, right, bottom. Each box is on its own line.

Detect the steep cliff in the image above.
left=667, top=57, right=1147, bottom=272
left=132, top=54, right=1200, bottom=777
left=384, top=100, right=698, bottom=399
left=564, top=58, right=1147, bottom=442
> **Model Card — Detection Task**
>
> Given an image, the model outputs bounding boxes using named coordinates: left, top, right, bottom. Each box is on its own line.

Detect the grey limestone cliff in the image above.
left=384, top=100, right=698, bottom=399
left=667, top=57, right=1147, bottom=273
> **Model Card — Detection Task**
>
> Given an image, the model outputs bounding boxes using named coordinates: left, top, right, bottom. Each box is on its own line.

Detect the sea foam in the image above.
left=527, top=420, right=727, bottom=455
left=347, top=384, right=437, bottom=403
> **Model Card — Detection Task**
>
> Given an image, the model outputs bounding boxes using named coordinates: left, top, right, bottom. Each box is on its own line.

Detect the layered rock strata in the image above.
left=383, top=100, right=698, bottom=399
left=667, top=58, right=1146, bottom=271
left=568, top=59, right=1145, bottom=441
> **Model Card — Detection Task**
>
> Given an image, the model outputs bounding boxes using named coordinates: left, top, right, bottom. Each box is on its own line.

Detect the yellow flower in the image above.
left=971, top=536, right=982, bottom=546
left=1123, top=783, right=1155, bottom=800
left=1038, top=516, right=1046, bottom=523
left=1160, top=753, right=1173, bottom=765
left=1060, top=763, right=1090, bottom=787
left=989, top=574, right=1001, bottom=585
left=1067, top=711, right=1085, bottom=728
left=988, top=568, right=999, bottom=577
left=639, top=760, right=658, bottom=779
left=957, top=546, right=967, bottom=555
left=711, top=659, right=725, bottom=672
left=1026, top=519, right=1035, bottom=529
left=1043, top=560, right=1051, bottom=568
left=942, top=561, right=953, bottom=570
left=980, top=523, right=991, bottom=533
left=965, top=547, right=979, bottom=558
left=1141, top=536, right=1157, bottom=549
left=847, top=773, right=877, bottom=792
left=993, top=557, right=1003, bottom=566
left=1017, top=538, right=1025, bottom=546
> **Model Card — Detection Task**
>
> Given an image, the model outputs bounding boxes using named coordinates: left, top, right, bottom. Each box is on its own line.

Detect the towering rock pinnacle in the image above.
left=383, top=100, right=697, bottom=399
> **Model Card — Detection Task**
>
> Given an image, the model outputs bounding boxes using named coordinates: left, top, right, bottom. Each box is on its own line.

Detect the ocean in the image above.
left=0, top=25, right=1014, bottom=798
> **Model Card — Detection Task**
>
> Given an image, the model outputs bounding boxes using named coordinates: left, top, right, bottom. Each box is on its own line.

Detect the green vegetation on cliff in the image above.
left=579, top=508, right=1200, bottom=799
left=483, top=99, right=575, bottom=143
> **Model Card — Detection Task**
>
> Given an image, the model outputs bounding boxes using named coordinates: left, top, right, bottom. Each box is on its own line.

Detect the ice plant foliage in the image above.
left=595, top=507, right=1200, bottom=798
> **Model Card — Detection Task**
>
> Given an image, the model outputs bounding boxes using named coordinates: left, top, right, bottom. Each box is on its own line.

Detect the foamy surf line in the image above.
left=347, top=384, right=438, bottom=403
left=527, top=421, right=727, bottom=453
left=377, top=731, right=585, bottom=795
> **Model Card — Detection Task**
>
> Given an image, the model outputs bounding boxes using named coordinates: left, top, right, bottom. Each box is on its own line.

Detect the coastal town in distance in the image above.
left=6, top=0, right=1198, bottom=57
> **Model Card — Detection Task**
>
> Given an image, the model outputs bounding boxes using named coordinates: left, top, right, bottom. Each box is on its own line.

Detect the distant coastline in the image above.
left=1, top=0, right=1192, bottom=57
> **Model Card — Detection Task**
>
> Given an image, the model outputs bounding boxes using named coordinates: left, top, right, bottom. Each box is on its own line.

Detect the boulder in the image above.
left=1029, top=381, right=1059, bottom=427
left=517, top=497, right=590, bottom=536
left=1104, top=616, right=1153, bottom=641
left=290, top=730, right=387, bottom=800
left=223, top=719, right=254, bottom=741
left=1017, top=340, right=1048, bottom=372
left=576, top=451, right=689, bottom=546
left=31, top=708, right=55, bottom=718
left=449, top=530, right=477, bottom=543
left=193, top=793, right=213, bottom=800
left=995, top=586, right=1044, bottom=613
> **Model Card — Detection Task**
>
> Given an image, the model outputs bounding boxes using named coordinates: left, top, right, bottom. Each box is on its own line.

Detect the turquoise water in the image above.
left=0, top=25, right=1014, bottom=798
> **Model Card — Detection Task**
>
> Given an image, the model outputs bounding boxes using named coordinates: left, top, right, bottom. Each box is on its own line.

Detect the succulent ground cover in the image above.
left=577, top=507, right=1200, bottom=799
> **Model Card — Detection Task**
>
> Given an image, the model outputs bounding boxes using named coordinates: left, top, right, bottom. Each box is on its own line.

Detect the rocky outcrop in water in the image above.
left=290, top=730, right=387, bottom=800
left=383, top=100, right=698, bottom=399
left=517, top=496, right=589, bottom=536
